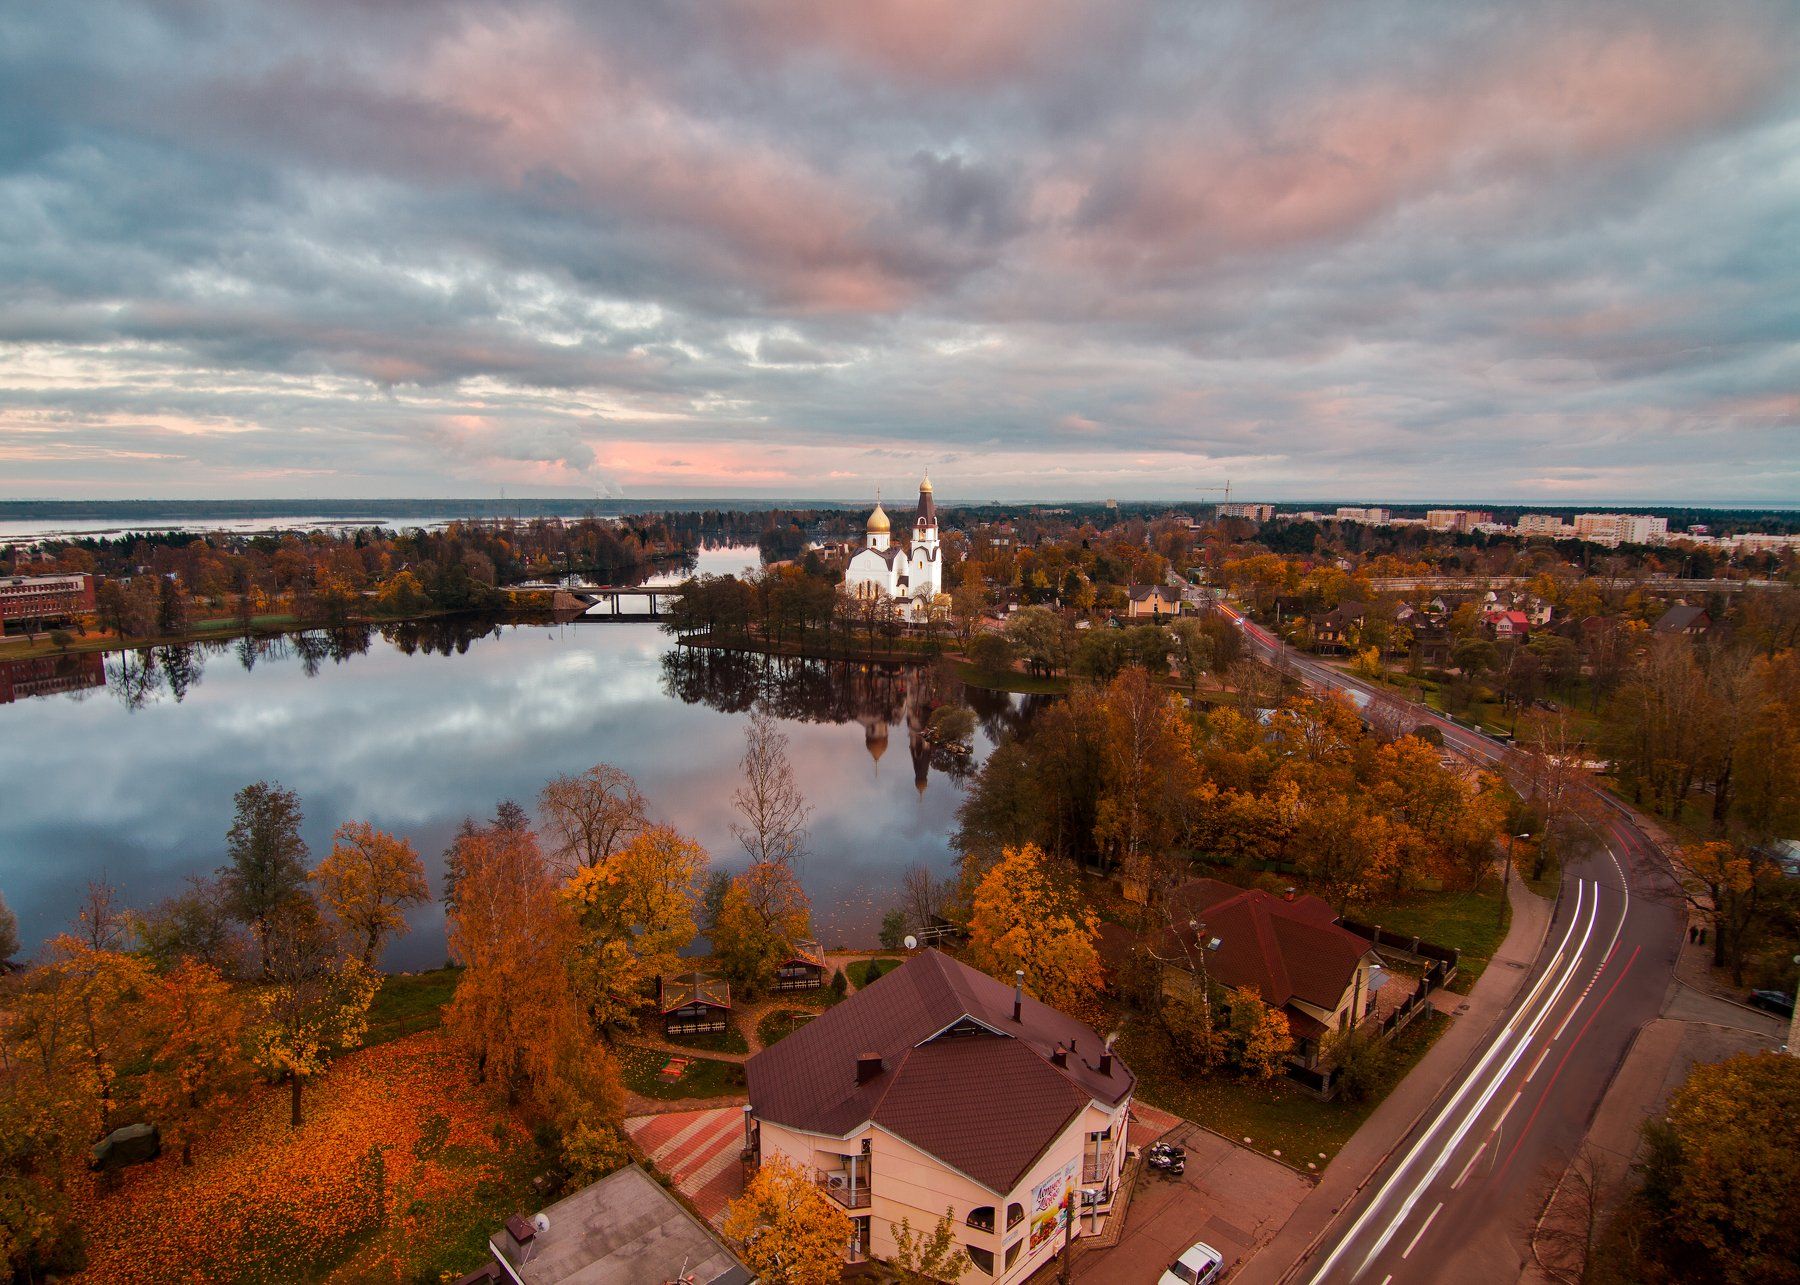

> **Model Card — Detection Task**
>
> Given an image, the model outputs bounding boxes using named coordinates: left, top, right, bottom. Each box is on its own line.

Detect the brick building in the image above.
left=0, top=573, right=96, bottom=631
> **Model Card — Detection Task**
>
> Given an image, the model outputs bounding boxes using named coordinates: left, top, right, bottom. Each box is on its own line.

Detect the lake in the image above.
left=0, top=552, right=1034, bottom=969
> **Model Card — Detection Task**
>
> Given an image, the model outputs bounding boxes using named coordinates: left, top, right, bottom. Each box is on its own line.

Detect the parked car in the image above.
left=1160, top=1241, right=1223, bottom=1285
left=1748, top=989, right=1795, bottom=1017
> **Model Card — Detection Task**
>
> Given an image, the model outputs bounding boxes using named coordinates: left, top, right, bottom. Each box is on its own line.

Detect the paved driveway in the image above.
left=1071, top=1123, right=1312, bottom=1283
left=624, top=1106, right=749, bottom=1226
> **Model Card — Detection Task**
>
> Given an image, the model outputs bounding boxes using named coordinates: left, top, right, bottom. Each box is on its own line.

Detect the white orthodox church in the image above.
left=843, top=476, right=944, bottom=622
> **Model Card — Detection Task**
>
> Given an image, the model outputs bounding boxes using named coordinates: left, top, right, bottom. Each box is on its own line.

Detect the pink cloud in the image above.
left=1072, top=19, right=1786, bottom=270
left=727, top=0, right=1135, bottom=87
left=409, top=11, right=920, bottom=313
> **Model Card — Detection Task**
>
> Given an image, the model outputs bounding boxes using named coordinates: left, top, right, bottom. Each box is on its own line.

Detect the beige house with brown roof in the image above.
left=745, top=949, right=1133, bottom=1281
left=1158, top=879, right=1381, bottom=1068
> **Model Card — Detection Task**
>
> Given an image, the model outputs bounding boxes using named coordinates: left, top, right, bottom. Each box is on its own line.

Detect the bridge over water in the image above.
left=512, top=581, right=685, bottom=618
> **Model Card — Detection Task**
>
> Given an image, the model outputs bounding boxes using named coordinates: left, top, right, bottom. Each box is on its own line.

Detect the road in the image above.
left=1216, top=603, right=1686, bottom=1284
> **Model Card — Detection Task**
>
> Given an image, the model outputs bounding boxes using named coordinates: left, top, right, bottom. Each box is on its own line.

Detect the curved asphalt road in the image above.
left=1217, top=603, right=1685, bottom=1284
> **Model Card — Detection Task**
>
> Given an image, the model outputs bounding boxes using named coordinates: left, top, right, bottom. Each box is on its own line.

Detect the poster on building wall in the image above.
left=1027, top=1158, right=1080, bottom=1251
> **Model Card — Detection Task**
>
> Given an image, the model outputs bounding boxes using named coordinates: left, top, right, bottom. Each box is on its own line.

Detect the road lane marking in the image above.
left=1451, top=1140, right=1488, bottom=1190
left=1495, top=944, right=1643, bottom=1181
left=1492, top=1089, right=1522, bottom=1136
left=1349, top=886, right=1601, bottom=1279
left=1525, top=1045, right=1551, bottom=1083
left=1301, top=882, right=1593, bottom=1285
left=1402, top=1203, right=1443, bottom=1259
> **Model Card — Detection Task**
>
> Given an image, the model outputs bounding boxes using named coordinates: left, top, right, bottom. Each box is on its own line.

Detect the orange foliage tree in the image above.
left=139, top=958, right=252, bottom=1165
left=251, top=902, right=378, bottom=1128
left=312, top=821, right=430, bottom=966
left=445, top=826, right=626, bottom=1177
left=712, top=860, right=811, bottom=997
left=562, top=823, right=705, bottom=1028
left=966, top=844, right=1104, bottom=1016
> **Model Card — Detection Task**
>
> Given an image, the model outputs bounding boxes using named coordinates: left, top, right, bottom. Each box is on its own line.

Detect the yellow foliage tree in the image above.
left=723, top=1155, right=852, bottom=1285
left=313, top=821, right=430, bottom=966
left=251, top=902, right=378, bottom=1127
left=966, top=843, right=1104, bottom=1016
left=562, top=823, right=706, bottom=1027
left=1226, top=985, right=1294, bottom=1079
left=712, top=861, right=811, bottom=996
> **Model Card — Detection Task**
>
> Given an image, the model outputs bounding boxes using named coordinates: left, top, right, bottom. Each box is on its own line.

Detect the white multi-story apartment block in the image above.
left=1425, top=509, right=1492, bottom=533
left=1219, top=502, right=1276, bottom=521
left=1573, top=514, right=1669, bottom=546
left=1517, top=514, right=1573, bottom=537
left=1335, top=507, right=1391, bottom=523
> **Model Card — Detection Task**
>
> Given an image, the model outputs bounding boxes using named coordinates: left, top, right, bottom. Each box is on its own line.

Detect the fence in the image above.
left=1337, top=917, right=1461, bottom=973
left=1281, top=953, right=1455, bottom=1099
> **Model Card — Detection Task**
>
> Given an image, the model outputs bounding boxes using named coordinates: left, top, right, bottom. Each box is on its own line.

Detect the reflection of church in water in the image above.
left=659, top=645, right=979, bottom=795
left=855, top=664, right=943, bottom=796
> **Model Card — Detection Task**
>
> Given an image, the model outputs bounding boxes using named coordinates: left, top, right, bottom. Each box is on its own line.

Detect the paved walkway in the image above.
left=624, top=1106, right=750, bottom=1227
left=1231, top=867, right=1555, bottom=1285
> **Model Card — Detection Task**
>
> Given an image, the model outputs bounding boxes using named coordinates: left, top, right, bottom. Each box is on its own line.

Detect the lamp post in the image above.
left=1501, top=832, right=1530, bottom=925
left=1788, top=954, right=1800, bottom=1059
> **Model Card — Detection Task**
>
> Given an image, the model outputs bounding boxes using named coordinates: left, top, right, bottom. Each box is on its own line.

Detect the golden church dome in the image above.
left=867, top=502, right=891, bottom=533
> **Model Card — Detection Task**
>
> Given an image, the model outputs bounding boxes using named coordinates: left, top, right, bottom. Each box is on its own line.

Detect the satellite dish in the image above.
left=532, top=1213, right=551, bottom=1233
left=903, top=935, right=918, bottom=950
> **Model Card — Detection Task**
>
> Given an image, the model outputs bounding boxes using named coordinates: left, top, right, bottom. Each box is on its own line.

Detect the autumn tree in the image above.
left=0, top=889, right=17, bottom=964
left=1635, top=1051, right=1800, bottom=1284
left=890, top=1208, right=970, bottom=1283
left=1226, top=985, right=1294, bottom=1079
left=1510, top=710, right=1593, bottom=880
left=1673, top=840, right=1781, bottom=981
left=136, top=875, right=246, bottom=975
left=730, top=711, right=812, bottom=866
left=1093, top=668, right=1200, bottom=905
left=251, top=899, right=377, bottom=1127
left=966, top=844, right=1104, bottom=1016
left=445, top=825, right=628, bottom=1170
left=219, top=780, right=311, bottom=972
left=712, top=861, right=812, bottom=996
left=538, top=763, right=650, bottom=874
left=723, top=1155, right=852, bottom=1285
left=140, top=959, right=251, bottom=1164
left=562, top=824, right=706, bottom=1026
left=312, top=821, right=430, bottom=965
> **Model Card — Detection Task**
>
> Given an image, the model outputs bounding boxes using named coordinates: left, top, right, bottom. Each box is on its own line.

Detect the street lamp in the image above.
left=1501, top=832, right=1530, bottom=924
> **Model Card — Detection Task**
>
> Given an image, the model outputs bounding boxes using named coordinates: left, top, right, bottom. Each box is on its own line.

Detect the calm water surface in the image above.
left=0, top=551, right=1031, bottom=968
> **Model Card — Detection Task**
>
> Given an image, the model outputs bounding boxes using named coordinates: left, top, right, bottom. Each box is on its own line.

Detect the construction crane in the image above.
left=1192, top=481, right=1233, bottom=511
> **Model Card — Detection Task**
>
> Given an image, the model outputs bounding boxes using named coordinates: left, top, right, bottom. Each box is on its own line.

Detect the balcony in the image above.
left=815, top=1168, right=872, bottom=1209
left=1083, top=1144, right=1116, bottom=1186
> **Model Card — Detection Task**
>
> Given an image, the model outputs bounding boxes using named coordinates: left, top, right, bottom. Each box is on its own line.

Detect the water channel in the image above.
left=0, top=548, right=1034, bottom=968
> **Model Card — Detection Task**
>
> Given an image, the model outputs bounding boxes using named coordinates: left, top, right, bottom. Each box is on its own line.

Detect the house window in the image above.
left=966, top=1206, right=996, bottom=1233
left=966, top=1246, right=995, bottom=1276
left=1006, top=1203, right=1024, bottom=1231
left=1005, top=1241, right=1023, bottom=1270
left=848, top=1217, right=869, bottom=1261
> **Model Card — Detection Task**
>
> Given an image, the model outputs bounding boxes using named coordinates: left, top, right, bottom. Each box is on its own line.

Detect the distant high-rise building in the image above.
left=1218, top=502, right=1275, bottom=521
left=1425, top=509, right=1491, bottom=533
left=1517, top=514, right=1572, bottom=537
left=1574, top=514, right=1668, bottom=546
left=1335, top=507, right=1391, bottom=523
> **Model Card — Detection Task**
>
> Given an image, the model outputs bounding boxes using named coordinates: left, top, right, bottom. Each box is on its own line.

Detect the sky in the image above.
left=1, top=1, right=1797, bottom=504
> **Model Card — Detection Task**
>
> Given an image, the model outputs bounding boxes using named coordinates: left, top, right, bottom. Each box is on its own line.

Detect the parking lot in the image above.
left=1068, top=1121, right=1313, bottom=1283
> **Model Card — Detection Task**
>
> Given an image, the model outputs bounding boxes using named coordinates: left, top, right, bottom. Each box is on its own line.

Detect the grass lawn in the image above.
left=1357, top=886, right=1509, bottom=994
left=949, top=660, right=1071, bottom=695
left=848, top=957, right=903, bottom=989
left=1118, top=1011, right=1452, bottom=1166
left=365, top=966, right=460, bottom=1047
left=618, top=1044, right=747, bottom=1101
left=757, top=1007, right=818, bottom=1048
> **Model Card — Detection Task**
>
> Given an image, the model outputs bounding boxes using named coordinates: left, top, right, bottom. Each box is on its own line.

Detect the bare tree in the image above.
left=1508, top=710, right=1594, bottom=880
left=1532, top=1144, right=1620, bottom=1285
left=730, top=711, right=812, bottom=866
left=537, top=764, right=650, bottom=875
left=75, top=877, right=131, bottom=952
left=900, top=863, right=950, bottom=930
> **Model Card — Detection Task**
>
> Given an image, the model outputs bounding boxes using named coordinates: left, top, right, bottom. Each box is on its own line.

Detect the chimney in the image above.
left=1284, top=886, right=1297, bottom=902
left=505, top=1214, right=536, bottom=1248
left=1099, top=1049, right=1114, bottom=1076
left=856, top=1053, right=885, bottom=1084
left=1013, top=970, right=1025, bottom=1022
left=1051, top=1045, right=1068, bottom=1068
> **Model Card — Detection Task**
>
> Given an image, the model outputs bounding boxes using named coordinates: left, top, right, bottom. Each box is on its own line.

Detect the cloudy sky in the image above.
left=2, top=0, right=1796, bottom=503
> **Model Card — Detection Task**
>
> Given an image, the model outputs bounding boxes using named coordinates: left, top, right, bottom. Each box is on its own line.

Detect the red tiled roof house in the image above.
left=1159, top=879, right=1381, bottom=1069
left=745, top=949, right=1134, bottom=1281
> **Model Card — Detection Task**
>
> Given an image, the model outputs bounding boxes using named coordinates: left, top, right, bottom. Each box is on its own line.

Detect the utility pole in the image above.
left=1059, top=1189, right=1075, bottom=1284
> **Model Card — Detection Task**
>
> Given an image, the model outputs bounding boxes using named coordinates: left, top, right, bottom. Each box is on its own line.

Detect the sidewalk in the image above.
left=1231, top=870, right=1555, bottom=1285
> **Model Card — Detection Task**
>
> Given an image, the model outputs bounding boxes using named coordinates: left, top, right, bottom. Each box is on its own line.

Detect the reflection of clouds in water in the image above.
left=0, top=622, right=996, bottom=966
